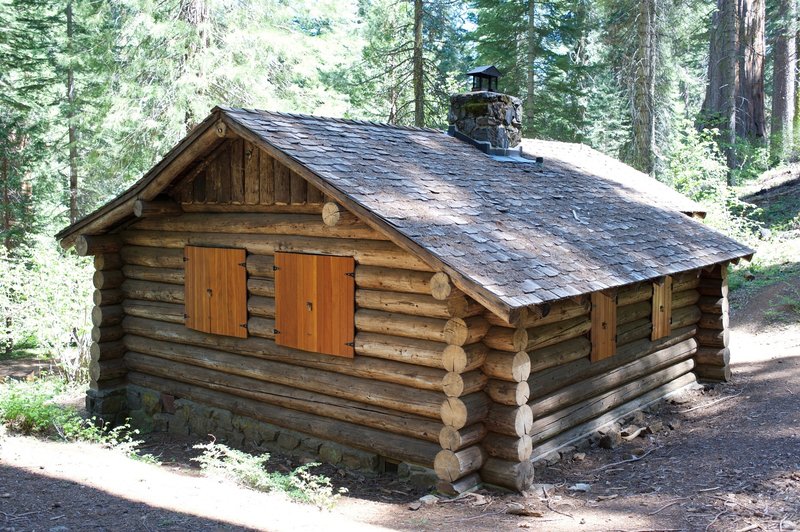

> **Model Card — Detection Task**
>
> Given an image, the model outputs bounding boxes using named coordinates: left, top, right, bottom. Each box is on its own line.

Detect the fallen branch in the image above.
left=680, top=391, right=743, bottom=414
left=590, top=448, right=658, bottom=472
left=648, top=497, right=690, bottom=516
left=705, top=510, right=728, bottom=532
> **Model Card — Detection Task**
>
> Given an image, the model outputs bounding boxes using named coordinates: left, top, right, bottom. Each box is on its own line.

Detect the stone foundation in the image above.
left=121, top=386, right=436, bottom=481
left=448, top=91, right=522, bottom=150
left=85, top=386, right=128, bottom=425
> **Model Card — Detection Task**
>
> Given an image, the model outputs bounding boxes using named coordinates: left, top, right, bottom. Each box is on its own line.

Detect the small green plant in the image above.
left=192, top=440, right=346, bottom=509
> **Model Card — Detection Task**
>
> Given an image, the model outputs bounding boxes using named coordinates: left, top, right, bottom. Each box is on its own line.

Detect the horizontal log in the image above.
left=517, top=315, right=591, bottom=353
left=355, top=266, right=432, bottom=294
left=441, top=371, right=487, bottom=397
left=122, top=317, right=454, bottom=392
left=125, top=345, right=445, bottom=422
left=93, top=289, right=124, bottom=306
left=530, top=359, right=696, bottom=446
left=134, top=212, right=385, bottom=240
left=248, top=317, right=275, bottom=339
left=120, top=230, right=432, bottom=271
left=439, top=424, right=486, bottom=451
left=443, top=343, right=486, bottom=373
left=485, top=403, right=533, bottom=437
left=617, top=301, right=650, bottom=326
left=530, top=371, right=698, bottom=461
left=617, top=282, right=652, bottom=306
left=122, top=279, right=184, bottom=304
left=480, top=458, right=534, bottom=492
left=247, top=296, right=275, bottom=318
left=91, top=305, right=124, bottom=327
left=528, top=325, right=698, bottom=401
left=89, top=358, right=127, bottom=382
left=430, top=272, right=453, bottom=300
left=93, top=270, right=124, bottom=290
left=90, top=340, right=126, bottom=361
left=520, top=297, right=590, bottom=329
left=91, top=325, right=124, bottom=343
left=694, top=364, right=731, bottom=382
left=694, top=347, right=730, bottom=367
left=247, top=278, right=275, bottom=298
left=529, top=337, right=591, bottom=375
left=482, top=326, right=519, bottom=352
left=483, top=433, right=532, bottom=462
left=698, top=278, right=728, bottom=297
left=529, top=338, right=698, bottom=419
left=94, top=253, right=122, bottom=271
left=355, top=310, right=487, bottom=345
left=120, top=246, right=185, bottom=269
left=440, top=393, right=490, bottom=429
left=122, top=265, right=184, bottom=285
left=437, top=473, right=482, bottom=496
left=699, top=312, right=728, bottom=330
left=355, top=332, right=447, bottom=368
left=485, top=379, right=530, bottom=406
left=696, top=328, right=729, bottom=348
left=123, top=299, right=184, bottom=324
left=483, top=351, right=531, bottom=383
left=617, top=305, right=701, bottom=347
left=671, top=270, right=701, bottom=292
left=356, top=289, right=482, bottom=319
left=434, top=446, right=486, bottom=482
left=246, top=254, right=274, bottom=278
left=76, top=235, right=122, bottom=256
left=672, top=289, right=700, bottom=309
left=179, top=203, right=324, bottom=214
left=127, top=371, right=440, bottom=466
left=322, top=202, right=359, bottom=227
left=133, top=199, right=182, bottom=218
left=698, top=296, right=728, bottom=314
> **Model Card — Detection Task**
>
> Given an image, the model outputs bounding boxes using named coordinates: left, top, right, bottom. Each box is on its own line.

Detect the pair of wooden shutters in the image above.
left=184, top=246, right=248, bottom=338
left=275, top=252, right=355, bottom=358
left=590, top=276, right=673, bottom=362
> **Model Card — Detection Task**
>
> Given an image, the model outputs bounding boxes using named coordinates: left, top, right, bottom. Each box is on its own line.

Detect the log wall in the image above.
left=693, top=264, right=731, bottom=381
left=477, top=270, right=704, bottom=491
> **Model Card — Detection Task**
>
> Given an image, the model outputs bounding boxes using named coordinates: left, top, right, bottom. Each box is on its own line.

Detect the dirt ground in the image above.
left=2, top=264, right=799, bottom=531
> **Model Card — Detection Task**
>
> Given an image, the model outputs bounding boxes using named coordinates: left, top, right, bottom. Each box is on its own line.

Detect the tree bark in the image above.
left=632, top=0, right=657, bottom=175
left=724, top=0, right=738, bottom=181
left=737, top=0, right=766, bottom=140
left=413, top=0, right=424, bottom=127
left=770, top=0, right=796, bottom=162
left=66, top=1, right=78, bottom=224
left=524, top=0, right=535, bottom=137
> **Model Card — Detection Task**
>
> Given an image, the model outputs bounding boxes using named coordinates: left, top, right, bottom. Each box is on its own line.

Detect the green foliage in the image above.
left=0, top=236, right=93, bottom=381
left=192, top=441, right=346, bottom=509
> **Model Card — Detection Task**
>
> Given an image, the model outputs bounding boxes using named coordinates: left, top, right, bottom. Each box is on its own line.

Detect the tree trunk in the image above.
left=737, top=0, right=766, bottom=140
left=2, top=155, right=10, bottom=355
left=66, top=1, right=79, bottom=224
left=524, top=0, right=535, bottom=137
left=413, top=0, right=424, bottom=127
left=632, top=0, right=657, bottom=175
left=770, top=0, right=796, bottom=162
left=723, top=0, right=738, bottom=182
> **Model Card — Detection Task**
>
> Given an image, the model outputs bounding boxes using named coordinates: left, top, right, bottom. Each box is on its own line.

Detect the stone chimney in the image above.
left=447, top=66, right=523, bottom=155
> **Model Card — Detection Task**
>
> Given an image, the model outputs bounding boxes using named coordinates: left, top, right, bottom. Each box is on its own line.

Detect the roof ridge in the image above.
left=221, top=106, right=443, bottom=134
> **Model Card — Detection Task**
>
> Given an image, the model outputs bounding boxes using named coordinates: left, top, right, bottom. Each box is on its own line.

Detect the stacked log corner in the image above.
left=87, top=251, right=128, bottom=423
left=694, top=264, right=731, bottom=381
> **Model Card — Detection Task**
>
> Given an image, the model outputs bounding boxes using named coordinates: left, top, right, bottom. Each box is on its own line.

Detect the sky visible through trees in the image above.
left=0, top=0, right=798, bottom=241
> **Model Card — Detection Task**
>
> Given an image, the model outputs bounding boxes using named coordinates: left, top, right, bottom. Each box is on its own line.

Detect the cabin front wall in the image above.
left=86, top=134, right=732, bottom=493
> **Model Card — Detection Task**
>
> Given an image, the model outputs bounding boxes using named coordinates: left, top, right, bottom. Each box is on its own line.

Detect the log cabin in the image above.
left=57, top=74, right=753, bottom=493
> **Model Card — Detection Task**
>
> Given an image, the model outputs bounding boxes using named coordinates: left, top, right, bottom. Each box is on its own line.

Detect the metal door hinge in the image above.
left=239, top=262, right=246, bottom=267
left=184, top=313, right=189, bottom=319
left=345, top=342, right=355, bottom=347
left=183, top=256, right=189, bottom=262
left=273, top=265, right=280, bottom=271
left=240, top=323, right=247, bottom=328
left=273, top=328, right=280, bottom=335
left=345, top=272, right=355, bottom=277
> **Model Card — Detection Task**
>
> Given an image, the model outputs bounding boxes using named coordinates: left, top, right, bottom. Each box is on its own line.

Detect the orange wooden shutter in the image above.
left=591, top=291, right=617, bottom=362
left=651, top=276, right=673, bottom=341
left=275, top=252, right=355, bottom=358
left=184, top=246, right=247, bottom=338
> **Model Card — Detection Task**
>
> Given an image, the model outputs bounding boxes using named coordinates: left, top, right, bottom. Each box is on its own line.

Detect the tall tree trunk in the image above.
left=1, top=155, right=9, bottom=355
left=413, top=0, right=424, bottom=127
left=794, top=26, right=800, bottom=157
left=723, top=0, right=738, bottom=182
left=524, top=0, right=535, bottom=137
left=179, top=0, right=210, bottom=131
left=66, top=1, right=78, bottom=224
left=771, top=0, right=796, bottom=162
left=632, top=0, right=657, bottom=175
left=737, top=0, right=766, bottom=140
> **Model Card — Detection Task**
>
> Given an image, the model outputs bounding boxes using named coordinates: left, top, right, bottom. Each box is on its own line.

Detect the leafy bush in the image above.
left=0, top=236, right=93, bottom=382
left=192, top=441, right=346, bottom=509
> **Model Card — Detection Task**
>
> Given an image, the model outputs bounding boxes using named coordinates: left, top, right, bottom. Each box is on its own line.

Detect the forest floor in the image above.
left=1, top=178, right=799, bottom=531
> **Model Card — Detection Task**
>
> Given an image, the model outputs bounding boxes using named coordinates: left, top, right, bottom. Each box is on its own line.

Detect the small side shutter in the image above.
left=185, top=246, right=247, bottom=338
left=651, top=276, right=673, bottom=341
left=591, top=291, right=617, bottom=362
left=275, top=252, right=355, bottom=358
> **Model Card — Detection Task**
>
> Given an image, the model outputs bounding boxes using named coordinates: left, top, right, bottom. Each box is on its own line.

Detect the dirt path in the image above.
left=1, top=295, right=798, bottom=531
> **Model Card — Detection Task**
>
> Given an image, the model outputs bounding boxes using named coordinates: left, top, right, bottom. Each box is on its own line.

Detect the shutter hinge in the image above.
left=240, top=323, right=247, bottom=328
left=670, top=317, right=673, bottom=325
left=183, top=256, right=189, bottom=262
left=345, top=272, right=355, bottom=277
left=239, top=262, right=246, bottom=267
left=273, top=328, right=280, bottom=335
left=184, top=313, right=189, bottom=319
left=345, top=342, right=355, bottom=347
left=273, top=265, right=280, bottom=271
